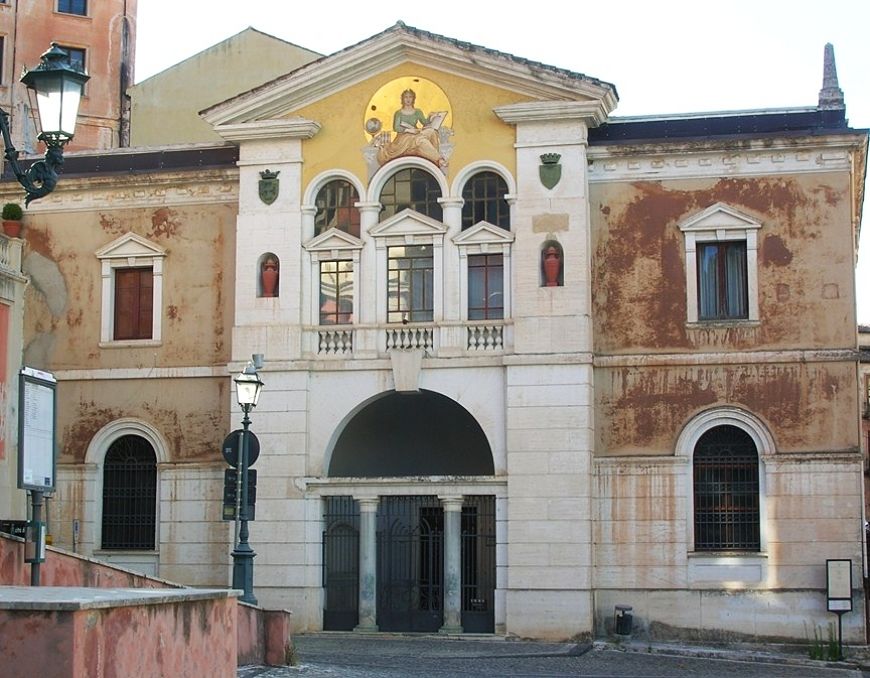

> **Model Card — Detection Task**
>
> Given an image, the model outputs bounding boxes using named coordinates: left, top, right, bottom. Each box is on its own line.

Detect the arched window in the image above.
left=693, top=425, right=760, bottom=551
left=461, top=171, right=510, bottom=230
left=379, top=168, right=442, bottom=222
left=315, top=180, right=360, bottom=237
left=101, top=435, right=157, bottom=550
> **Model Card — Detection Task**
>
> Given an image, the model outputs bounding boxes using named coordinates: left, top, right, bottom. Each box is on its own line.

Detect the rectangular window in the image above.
left=697, top=241, right=748, bottom=320
left=468, top=254, right=503, bottom=320
left=57, top=0, right=87, bottom=15
left=387, top=245, right=433, bottom=323
left=320, top=260, right=354, bottom=325
left=114, top=267, right=153, bottom=340
left=58, top=45, right=86, bottom=73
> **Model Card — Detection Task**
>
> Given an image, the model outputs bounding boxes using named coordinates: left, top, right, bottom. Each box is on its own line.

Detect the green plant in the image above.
left=826, top=622, right=842, bottom=660
left=808, top=624, right=824, bottom=660
left=2, top=203, right=23, bottom=221
left=805, top=622, right=843, bottom=661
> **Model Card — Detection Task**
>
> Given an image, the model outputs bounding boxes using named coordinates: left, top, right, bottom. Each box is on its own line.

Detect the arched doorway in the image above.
left=322, top=391, right=496, bottom=633
left=328, top=390, right=494, bottom=477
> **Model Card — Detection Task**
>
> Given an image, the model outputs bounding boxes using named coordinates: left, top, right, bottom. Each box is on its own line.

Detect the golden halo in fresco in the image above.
left=364, top=76, right=452, bottom=143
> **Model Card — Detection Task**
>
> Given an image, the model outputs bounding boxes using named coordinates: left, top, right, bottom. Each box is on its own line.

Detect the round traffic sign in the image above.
left=222, top=429, right=260, bottom=468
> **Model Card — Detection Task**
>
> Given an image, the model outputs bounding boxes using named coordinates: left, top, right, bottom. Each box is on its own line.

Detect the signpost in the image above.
left=18, top=367, right=57, bottom=585
left=826, top=558, right=852, bottom=660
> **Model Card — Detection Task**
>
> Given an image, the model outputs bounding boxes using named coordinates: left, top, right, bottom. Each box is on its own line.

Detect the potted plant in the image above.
left=2, top=203, right=23, bottom=238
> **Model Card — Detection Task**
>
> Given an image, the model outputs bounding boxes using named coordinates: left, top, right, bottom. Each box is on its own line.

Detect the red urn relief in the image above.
left=542, top=245, right=562, bottom=287
left=261, top=257, right=279, bottom=297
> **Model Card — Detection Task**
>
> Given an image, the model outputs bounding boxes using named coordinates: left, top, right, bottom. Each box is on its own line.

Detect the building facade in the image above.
left=0, top=0, right=136, bottom=151
left=128, top=27, right=319, bottom=148
left=7, top=24, right=869, bottom=641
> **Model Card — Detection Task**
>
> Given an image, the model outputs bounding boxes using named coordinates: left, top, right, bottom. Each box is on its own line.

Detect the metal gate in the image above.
left=461, top=495, right=496, bottom=633
left=322, top=494, right=496, bottom=633
left=322, top=496, right=359, bottom=630
left=377, top=496, right=444, bottom=632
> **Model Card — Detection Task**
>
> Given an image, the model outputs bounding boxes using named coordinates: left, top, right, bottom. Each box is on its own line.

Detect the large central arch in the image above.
left=327, top=389, right=494, bottom=477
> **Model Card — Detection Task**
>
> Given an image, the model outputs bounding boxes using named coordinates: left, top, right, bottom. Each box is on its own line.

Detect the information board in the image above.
left=18, top=367, right=56, bottom=492
left=826, top=558, right=853, bottom=613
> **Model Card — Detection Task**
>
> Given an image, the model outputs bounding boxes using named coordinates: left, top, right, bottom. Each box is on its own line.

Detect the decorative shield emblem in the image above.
left=539, top=153, right=562, bottom=190
left=258, top=169, right=280, bottom=205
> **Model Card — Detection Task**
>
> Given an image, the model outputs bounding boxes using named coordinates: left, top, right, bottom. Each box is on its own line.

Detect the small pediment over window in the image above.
left=304, top=228, right=363, bottom=253
left=95, top=232, right=166, bottom=261
left=453, top=221, right=515, bottom=246
left=369, top=208, right=447, bottom=239
left=678, top=203, right=761, bottom=234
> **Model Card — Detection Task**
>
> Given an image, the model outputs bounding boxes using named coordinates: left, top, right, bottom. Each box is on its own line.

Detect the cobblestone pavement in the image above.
left=238, top=634, right=868, bottom=677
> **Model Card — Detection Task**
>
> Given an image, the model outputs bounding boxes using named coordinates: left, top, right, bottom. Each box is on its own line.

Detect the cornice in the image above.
left=0, top=168, right=239, bottom=213
left=203, top=31, right=616, bottom=127
left=494, top=100, right=610, bottom=127
left=593, top=348, right=857, bottom=368
left=587, top=132, right=866, bottom=182
left=214, top=118, right=321, bottom=142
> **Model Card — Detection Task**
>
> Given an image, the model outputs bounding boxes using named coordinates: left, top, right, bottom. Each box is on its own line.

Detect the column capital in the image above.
left=356, top=497, right=379, bottom=511
left=439, top=495, right=464, bottom=511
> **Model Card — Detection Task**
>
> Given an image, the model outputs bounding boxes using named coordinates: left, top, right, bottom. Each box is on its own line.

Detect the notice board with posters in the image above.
left=18, top=367, right=56, bottom=492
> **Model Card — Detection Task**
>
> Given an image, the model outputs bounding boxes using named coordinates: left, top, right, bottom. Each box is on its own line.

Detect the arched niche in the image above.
left=257, top=252, right=280, bottom=298
left=328, top=389, right=494, bottom=477
left=541, top=239, right=564, bottom=287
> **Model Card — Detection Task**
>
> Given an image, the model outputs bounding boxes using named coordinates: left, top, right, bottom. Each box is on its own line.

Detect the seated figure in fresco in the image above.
left=376, top=89, right=447, bottom=169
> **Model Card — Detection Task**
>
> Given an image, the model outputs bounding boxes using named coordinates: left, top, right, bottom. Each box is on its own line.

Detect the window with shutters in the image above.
left=114, top=268, right=153, bottom=340
left=96, top=233, right=165, bottom=346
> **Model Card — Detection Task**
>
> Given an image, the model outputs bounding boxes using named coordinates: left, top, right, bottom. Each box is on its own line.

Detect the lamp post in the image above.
left=232, top=362, right=264, bottom=605
left=0, top=42, right=89, bottom=206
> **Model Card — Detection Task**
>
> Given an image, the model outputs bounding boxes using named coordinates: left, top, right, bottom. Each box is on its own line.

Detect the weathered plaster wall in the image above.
left=58, top=377, right=228, bottom=463
left=590, top=172, right=856, bottom=353
left=595, top=361, right=858, bottom=455
left=23, top=200, right=237, bottom=371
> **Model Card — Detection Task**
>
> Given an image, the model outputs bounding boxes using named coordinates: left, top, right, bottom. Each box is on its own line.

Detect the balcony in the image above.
left=306, top=320, right=511, bottom=360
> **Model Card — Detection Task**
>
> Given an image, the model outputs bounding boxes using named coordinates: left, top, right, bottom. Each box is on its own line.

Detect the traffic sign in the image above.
left=222, top=429, right=260, bottom=468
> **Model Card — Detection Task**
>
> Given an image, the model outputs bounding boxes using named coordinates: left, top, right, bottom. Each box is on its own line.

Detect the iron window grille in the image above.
left=101, top=435, right=157, bottom=550
left=693, top=425, right=760, bottom=551
left=461, top=171, right=510, bottom=230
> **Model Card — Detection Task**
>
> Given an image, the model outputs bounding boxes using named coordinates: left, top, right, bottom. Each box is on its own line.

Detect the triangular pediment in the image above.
left=369, top=209, right=447, bottom=239
left=453, top=221, right=515, bottom=246
left=95, top=232, right=166, bottom=260
left=304, top=228, right=364, bottom=252
left=678, top=203, right=762, bottom=233
left=203, top=22, right=617, bottom=128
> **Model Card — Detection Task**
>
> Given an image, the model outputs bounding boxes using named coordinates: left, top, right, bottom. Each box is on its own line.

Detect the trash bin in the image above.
left=615, top=604, right=633, bottom=636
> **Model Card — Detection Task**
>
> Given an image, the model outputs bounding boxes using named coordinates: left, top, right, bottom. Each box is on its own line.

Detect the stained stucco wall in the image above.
left=19, top=176, right=237, bottom=465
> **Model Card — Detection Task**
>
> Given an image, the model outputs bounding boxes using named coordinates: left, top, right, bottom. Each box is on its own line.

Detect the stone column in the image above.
left=439, top=495, right=464, bottom=634
left=354, top=497, right=379, bottom=632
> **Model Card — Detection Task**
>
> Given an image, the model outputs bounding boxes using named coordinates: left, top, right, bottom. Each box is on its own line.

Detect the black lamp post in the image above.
left=232, top=363, right=264, bottom=605
left=0, top=42, right=89, bottom=206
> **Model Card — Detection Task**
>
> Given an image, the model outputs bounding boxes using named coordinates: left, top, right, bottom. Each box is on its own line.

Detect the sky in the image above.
left=136, top=0, right=870, bottom=322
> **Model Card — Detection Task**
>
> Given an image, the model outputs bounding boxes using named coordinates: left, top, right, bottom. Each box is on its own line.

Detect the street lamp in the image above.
left=0, top=43, right=89, bottom=206
left=232, top=362, right=264, bottom=605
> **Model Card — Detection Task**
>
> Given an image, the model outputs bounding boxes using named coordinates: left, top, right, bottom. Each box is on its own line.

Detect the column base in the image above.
left=438, top=625, right=463, bottom=635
